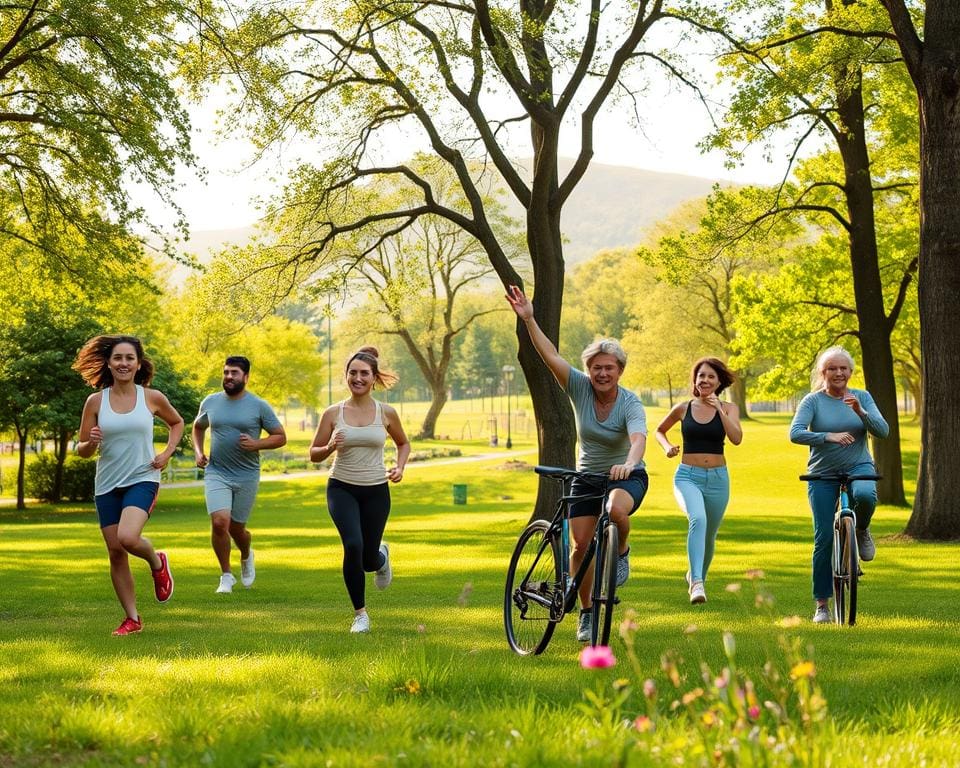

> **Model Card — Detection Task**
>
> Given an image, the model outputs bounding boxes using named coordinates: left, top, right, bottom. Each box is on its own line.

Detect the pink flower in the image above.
left=748, top=705, right=761, bottom=720
left=633, top=715, right=653, bottom=733
left=580, top=645, right=616, bottom=669
left=643, top=679, right=657, bottom=699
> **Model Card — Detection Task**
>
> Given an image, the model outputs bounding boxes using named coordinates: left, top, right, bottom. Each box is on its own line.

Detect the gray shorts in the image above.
left=204, top=475, right=260, bottom=524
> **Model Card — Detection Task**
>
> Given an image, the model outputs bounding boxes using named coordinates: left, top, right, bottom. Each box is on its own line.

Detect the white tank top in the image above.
left=329, top=400, right=388, bottom=486
left=95, top=385, right=161, bottom=495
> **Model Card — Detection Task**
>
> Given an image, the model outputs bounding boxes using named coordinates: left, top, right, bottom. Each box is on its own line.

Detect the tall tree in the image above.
left=0, top=0, right=198, bottom=274
left=197, top=0, right=689, bottom=516
left=0, top=308, right=99, bottom=507
left=265, top=155, right=521, bottom=438
left=881, top=0, right=960, bottom=539
left=701, top=0, right=917, bottom=503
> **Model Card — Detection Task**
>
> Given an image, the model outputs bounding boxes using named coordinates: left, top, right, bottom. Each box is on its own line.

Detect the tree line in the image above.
left=1, top=0, right=956, bottom=539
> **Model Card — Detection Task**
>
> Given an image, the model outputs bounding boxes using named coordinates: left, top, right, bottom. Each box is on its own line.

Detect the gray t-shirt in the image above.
left=565, top=368, right=648, bottom=473
left=195, top=391, right=283, bottom=481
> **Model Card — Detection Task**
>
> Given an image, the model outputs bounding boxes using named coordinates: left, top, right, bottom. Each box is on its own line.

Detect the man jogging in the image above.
left=193, top=356, right=286, bottom=593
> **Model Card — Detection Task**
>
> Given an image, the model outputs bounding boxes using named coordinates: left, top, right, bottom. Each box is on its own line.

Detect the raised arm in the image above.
left=505, top=285, right=571, bottom=388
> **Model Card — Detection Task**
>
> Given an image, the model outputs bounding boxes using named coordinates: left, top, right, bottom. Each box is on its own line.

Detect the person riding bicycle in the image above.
left=506, top=285, right=648, bottom=642
left=789, top=346, right=888, bottom=624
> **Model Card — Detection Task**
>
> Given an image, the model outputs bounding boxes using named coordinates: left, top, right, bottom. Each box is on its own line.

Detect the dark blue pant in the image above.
left=327, top=478, right=390, bottom=610
left=807, top=462, right=877, bottom=600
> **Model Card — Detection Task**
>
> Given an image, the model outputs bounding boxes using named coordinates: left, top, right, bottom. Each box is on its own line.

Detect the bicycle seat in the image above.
left=535, top=466, right=608, bottom=484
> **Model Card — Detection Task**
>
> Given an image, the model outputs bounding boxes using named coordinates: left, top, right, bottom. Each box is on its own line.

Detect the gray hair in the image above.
left=811, top=345, right=856, bottom=391
left=581, top=338, right=627, bottom=371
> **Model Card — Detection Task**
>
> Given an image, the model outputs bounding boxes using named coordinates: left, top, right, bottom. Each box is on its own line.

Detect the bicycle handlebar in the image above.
left=799, top=473, right=882, bottom=482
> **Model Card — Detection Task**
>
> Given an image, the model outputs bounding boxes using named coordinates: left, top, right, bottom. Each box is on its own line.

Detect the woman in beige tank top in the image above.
left=310, top=347, right=410, bottom=634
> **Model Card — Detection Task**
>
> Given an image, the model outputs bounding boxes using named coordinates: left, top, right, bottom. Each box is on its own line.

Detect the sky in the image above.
left=166, top=72, right=787, bottom=235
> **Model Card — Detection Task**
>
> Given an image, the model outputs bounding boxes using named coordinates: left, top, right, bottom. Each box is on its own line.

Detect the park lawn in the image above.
left=2, top=414, right=959, bottom=766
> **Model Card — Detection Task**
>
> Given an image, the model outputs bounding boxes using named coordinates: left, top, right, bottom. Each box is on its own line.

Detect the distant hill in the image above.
left=512, top=158, right=721, bottom=265
left=179, top=159, right=720, bottom=271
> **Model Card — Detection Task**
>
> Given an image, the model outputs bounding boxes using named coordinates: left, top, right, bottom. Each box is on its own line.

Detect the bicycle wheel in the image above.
left=591, top=521, right=619, bottom=647
left=832, top=516, right=858, bottom=625
left=844, top=517, right=859, bottom=625
left=504, top=520, right=561, bottom=655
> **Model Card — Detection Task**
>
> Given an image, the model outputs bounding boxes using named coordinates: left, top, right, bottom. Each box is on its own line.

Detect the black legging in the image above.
left=326, top=478, right=390, bottom=610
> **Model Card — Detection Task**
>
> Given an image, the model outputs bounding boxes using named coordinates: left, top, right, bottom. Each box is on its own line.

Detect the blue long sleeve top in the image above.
left=789, top=389, right=889, bottom=474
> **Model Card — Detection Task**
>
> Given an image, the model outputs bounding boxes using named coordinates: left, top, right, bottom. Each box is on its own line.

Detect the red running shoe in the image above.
left=152, top=551, right=174, bottom=603
left=112, top=616, right=143, bottom=636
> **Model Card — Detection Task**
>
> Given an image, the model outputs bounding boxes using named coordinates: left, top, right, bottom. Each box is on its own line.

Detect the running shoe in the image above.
left=152, top=551, right=174, bottom=603
left=241, top=550, right=256, bottom=588
left=374, top=543, right=392, bottom=590
left=112, top=616, right=143, bottom=636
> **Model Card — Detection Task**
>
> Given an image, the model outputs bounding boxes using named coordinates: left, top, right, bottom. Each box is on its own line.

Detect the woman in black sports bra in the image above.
left=655, top=358, right=742, bottom=604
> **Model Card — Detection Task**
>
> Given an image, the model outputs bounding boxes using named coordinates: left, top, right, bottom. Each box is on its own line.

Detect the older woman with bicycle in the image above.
left=790, top=346, right=888, bottom=624
left=506, top=285, right=648, bottom=643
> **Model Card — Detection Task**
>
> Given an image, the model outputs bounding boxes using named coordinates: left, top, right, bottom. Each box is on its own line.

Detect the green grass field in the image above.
left=2, top=408, right=959, bottom=766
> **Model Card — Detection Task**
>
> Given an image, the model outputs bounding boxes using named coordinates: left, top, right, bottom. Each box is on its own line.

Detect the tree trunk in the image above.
left=729, top=373, right=749, bottom=418
left=905, top=16, right=960, bottom=538
left=52, top=427, right=70, bottom=503
left=835, top=72, right=906, bottom=505
left=16, top=427, right=27, bottom=510
left=418, top=384, right=448, bottom=439
left=519, top=132, right=577, bottom=521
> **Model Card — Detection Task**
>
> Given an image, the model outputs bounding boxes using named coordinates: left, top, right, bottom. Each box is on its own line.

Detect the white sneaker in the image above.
left=375, top=542, right=392, bottom=590
left=216, top=572, right=237, bottom=594
left=812, top=605, right=832, bottom=624
left=689, top=581, right=707, bottom=604
left=241, top=550, right=256, bottom=588
left=350, top=612, right=371, bottom=633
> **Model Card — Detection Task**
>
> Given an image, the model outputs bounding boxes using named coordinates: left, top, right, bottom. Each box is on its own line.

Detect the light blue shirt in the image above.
left=195, top=391, right=282, bottom=481
left=565, top=368, right=647, bottom=473
left=789, top=389, right=888, bottom=474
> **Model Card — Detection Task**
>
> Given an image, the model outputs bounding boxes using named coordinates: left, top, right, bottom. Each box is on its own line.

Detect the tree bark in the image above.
left=903, top=7, right=960, bottom=538
left=834, top=70, right=907, bottom=505
left=518, top=129, right=577, bottom=521
left=16, top=428, right=27, bottom=510
left=418, top=385, right=448, bottom=440
left=729, top=374, right=749, bottom=418
left=52, top=427, right=70, bottom=503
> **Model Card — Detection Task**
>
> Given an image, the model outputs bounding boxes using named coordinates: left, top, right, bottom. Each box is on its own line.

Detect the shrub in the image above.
left=25, top=454, right=97, bottom=502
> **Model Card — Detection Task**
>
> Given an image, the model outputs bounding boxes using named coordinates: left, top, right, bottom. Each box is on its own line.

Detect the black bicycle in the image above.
left=799, top=471, right=882, bottom=625
left=504, top=466, right=620, bottom=655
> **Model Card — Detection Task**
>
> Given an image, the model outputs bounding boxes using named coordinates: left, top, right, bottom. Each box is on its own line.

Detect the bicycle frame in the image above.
left=516, top=470, right=611, bottom=622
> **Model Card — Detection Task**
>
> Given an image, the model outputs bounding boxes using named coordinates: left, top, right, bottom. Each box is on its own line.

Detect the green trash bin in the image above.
left=452, top=484, right=468, bottom=505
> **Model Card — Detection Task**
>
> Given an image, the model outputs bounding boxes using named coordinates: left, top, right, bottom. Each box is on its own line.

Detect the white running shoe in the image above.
left=350, top=612, right=371, bottom=633
left=375, top=542, right=392, bottom=590
left=216, top=572, right=237, bottom=594
left=241, top=550, right=256, bottom=588
left=812, top=605, right=832, bottom=624
left=689, top=581, right=707, bottom=604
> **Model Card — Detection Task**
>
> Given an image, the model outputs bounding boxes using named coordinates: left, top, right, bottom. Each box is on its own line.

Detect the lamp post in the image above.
left=502, top=365, right=515, bottom=449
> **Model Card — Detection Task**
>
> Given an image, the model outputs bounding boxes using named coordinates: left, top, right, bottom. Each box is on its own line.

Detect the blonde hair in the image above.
left=811, top=346, right=855, bottom=391
left=581, top=338, right=627, bottom=371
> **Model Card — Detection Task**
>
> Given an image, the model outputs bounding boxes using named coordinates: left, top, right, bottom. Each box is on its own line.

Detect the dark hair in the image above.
left=225, top=355, right=251, bottom=374
left=72, top=335, right=155, bottom=389
left=691, top=357, right=735, bottom=396
left=345, top=346, right=399, bottom=389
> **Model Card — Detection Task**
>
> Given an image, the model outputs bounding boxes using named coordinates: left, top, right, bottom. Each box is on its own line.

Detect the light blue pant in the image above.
left=674, top=465, right=730, bottom=583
